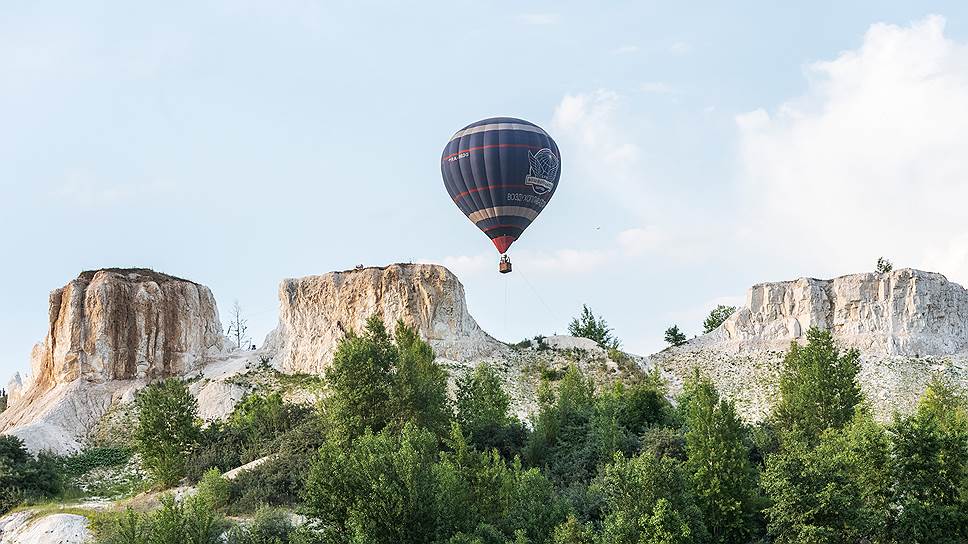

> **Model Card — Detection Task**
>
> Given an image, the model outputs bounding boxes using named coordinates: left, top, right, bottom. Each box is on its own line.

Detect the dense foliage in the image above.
left=74, top=323, right=968, bottom=543
left=134, top=378, right=202, bottom=486
left=0, top=435, right=62, bottom=514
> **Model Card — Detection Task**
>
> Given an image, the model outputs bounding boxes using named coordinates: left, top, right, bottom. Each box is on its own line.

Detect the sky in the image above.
left=4, top=1, right=968, bottom=381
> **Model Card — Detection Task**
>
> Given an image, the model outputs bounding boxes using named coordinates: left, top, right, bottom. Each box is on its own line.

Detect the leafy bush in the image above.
left=225, top=507, right=298, bottom=544
left=599, top=452, right=707, bottom=544
left=134, top=379, right=201, bottom=486
left=61, top=446, right=132, bottom=477
left=455, top=363, right=528, bottom=458
left=0, top=435, right=63, bottom=514
left=94, top=495, right=230, bottom=544
left=227, top=414, right=329, bottom=513
left=197, top=468, right=231, bottom=510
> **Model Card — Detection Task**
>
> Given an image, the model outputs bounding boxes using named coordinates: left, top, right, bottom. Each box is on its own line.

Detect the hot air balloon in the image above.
left=441, top=117, right=561, bottom=273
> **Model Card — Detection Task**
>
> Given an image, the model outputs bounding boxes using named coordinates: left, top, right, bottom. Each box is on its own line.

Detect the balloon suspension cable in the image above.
left=516, top=266, right=563, bottom=329
left=503, top=272, right=510, bottom=340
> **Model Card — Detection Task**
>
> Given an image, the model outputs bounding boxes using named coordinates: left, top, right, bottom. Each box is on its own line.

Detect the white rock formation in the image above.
left=0, top=512, right=92, bottom=544
left=651, top=269, right=968, bottom=420
left=1, top=269, right=225, bottom=453
left=265, top=264, right=502, bottom=374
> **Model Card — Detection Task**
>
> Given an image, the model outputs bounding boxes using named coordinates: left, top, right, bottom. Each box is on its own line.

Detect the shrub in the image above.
left=94, top=495, right=229, bottom=544
left=0, top=435, right=63, bottom=514
left=134, top=379, right=201, bottom=486
left=225, top=507, right=296, bottom=544
left=197, top=468, right=231, bottom=510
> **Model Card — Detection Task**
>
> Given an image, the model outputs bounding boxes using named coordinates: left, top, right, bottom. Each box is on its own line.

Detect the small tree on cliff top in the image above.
left=568, top=305, right=619, bottom=349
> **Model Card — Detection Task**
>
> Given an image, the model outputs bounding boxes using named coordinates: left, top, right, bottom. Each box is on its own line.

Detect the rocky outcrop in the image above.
left=265, top=264, right=501, bottom=374
left=0, top=512, right=92, bottom=544
left=0, top=269, right=225, bottom=453
left=28, top=268, right=224, bottom=387
left=651, top=269, right=968, bottom=421
left=716, top=269, right=968, bottom=356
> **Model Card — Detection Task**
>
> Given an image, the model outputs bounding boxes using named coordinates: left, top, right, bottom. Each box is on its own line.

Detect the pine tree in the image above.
left=684, top=373, right=758, bottom=543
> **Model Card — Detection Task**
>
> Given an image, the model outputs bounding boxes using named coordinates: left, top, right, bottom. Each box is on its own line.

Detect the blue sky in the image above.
left=5, top=1, right=968, bottom=381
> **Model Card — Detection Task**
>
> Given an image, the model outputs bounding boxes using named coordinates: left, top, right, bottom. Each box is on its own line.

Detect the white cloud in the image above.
left=617, top=226, right=664, bottom=256
left=552, top=90, right=656, bottom=216
left=434, top=254, right=491, bottom=277
left=737, top=15, right=968, bottom=284
left=516, top=13, right=559, bottom=25
left=434, top=226, right=669, bottom=278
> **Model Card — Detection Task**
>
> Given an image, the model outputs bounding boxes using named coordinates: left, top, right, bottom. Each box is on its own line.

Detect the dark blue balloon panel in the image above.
left=441, top=117, right=561, bottom=254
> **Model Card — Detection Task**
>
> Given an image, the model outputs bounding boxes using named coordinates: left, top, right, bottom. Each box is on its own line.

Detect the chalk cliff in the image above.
left=0, top=269, right=224, bottom=452
left=652, top=269, right=968, bottom=420
left=264, top=264, right=502, bottom=374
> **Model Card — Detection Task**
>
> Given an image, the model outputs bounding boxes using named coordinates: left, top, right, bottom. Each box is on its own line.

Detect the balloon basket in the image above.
left=499, top=255, right=512, bottom=274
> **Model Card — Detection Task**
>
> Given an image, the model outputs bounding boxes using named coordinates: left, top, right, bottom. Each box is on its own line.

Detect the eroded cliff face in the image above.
left=1, top=269, right=225, bottom=452
left=718, top=269, right=968, bottom=356
left=652, top=269, right=968, bottom=421
left=28, top=268, right=224, bottom=387
left=265, top=264, right=501, bottom=373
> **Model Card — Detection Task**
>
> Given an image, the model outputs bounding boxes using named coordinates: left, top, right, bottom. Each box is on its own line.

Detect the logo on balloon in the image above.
left=525, top=148, right=559, bottom=195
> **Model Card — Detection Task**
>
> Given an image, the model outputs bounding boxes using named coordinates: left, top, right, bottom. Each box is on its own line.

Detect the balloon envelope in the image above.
left=441, top=117, right=561, bottom=254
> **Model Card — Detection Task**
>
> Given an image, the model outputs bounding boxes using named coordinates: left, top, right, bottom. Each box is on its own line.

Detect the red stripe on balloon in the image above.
left=480, top=224, right=523, bottom=233
left=441, top=143, right=540, bottom=162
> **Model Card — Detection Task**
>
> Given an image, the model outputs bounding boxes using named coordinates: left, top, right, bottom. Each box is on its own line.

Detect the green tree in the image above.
left=455, top=363, right=526, bottom=457
left=773, top=328, right=862, bottom=444
left=684, top=373, right=758, bottom=543
left=303, top=424, right=439, bottom=543
left=324, top=317, right=452, bottom=442
left=0, top=388, right=7, bottom=413
left=568, top=305, right=619, bottom=349
left=598, top=452, right=706, bottom=544
left=702, top=305, right=736, bottom=334
left=324, top=316, right=396, bottom=439
left=134, top=378, right=201, bottom=486
left=526, top=366, right=599, bottom=484
left=0, top=435, right=63, bottom=514
left=664, top=326, right=687, bottom=347
left=890, top=379, right=968, bottom=544
left=550, top=515, right=595, bottom=544
left=392, top=322, right=452, bottom=438
left=434, top=425, right=568, bottom=543
left=876, top=257, right=893, bottom=274
left=762, top=412, right=892, bottom=544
